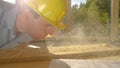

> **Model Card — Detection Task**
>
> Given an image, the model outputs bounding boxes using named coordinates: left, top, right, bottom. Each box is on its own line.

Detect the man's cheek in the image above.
left=46, top=26, right=55, bottom=35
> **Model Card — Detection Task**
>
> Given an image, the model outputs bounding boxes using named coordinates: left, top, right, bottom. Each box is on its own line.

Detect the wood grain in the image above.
left=111, top=0, right=119, bottom=40
left=0, top=43, right=120, bottom=63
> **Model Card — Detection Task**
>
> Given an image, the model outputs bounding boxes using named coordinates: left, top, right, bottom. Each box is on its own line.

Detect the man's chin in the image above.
left=31, top=33, right=53, bottom=41
left=32, top=36, right=46, bottom=41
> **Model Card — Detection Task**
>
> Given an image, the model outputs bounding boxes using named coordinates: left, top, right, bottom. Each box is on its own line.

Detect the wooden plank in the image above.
left=0, top=59, right=120, bottom=68
left=111, top=0, right=119, bottom=41
left=66, top=0, right=71, bottom=31
left=0, top=48, right=52, bottom=63
left=0, top=43, right=120, bottom=63
left=0, top=60, right=51, bottom=68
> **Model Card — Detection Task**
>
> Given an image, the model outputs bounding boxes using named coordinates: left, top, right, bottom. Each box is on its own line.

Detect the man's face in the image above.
left=23, top=8, right=55, bottom=40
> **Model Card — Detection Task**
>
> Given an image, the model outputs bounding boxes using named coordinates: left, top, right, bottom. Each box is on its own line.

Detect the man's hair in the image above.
left=17, top=2, right=40, bottom=19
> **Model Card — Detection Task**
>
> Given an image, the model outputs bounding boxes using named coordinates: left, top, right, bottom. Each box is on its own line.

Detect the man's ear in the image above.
left=16, top=8, right=32, bottom=32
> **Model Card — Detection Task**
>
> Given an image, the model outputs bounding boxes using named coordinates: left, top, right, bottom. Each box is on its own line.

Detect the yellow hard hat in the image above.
left=26, top=0, right=66, bottom=30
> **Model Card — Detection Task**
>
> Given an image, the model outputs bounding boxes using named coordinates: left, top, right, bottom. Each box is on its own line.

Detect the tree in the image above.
left=71, top=4, right=79, bottom=23
left=97, top=0, right=111, bottom=24
left=72, top=0, right=111, bottom=25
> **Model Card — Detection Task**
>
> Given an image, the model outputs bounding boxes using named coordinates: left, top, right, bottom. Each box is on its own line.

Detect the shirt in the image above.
left=0, top=1, right=32, bottom=50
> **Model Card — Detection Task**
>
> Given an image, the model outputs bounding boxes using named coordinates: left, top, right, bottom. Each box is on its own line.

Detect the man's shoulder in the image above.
left=0, top=1, right=17, bottom=49
left=0, top=1, right=15, bottom=17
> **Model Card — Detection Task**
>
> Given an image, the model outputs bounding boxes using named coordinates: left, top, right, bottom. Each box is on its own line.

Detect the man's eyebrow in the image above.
left=29, top=8, right=40, bottom=18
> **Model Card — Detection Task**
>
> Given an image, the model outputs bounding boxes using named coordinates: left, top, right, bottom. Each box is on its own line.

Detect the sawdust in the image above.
left=42, top=22, right=120, bottom=60
left=47, top=43, right=120, bottom=60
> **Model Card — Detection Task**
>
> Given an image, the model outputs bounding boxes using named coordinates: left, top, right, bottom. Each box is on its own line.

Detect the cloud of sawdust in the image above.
left=46, top=23, right=110, bottom=46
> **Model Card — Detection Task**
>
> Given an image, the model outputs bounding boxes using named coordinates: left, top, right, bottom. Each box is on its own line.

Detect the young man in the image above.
left=0, top=0, right=66, bottom=49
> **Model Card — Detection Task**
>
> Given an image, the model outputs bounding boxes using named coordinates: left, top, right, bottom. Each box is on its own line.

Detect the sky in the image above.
left=71, top=0, right=87, bottom=6
left=3, top=0, right=16, bottom=4
left=3, top=0, right=87, bottom=5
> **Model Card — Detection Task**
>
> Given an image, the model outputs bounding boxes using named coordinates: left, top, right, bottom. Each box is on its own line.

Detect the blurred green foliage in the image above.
left=71, top=0, right=111, bottom=26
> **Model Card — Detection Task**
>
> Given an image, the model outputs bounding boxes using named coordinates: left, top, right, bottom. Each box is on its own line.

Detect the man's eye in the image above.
left=46, top=23, right=52, bottom=27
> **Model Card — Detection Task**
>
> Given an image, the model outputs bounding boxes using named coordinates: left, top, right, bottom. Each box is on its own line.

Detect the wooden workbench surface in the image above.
left=0, top=43, right=120, bottom=63
left=0, top=59, right=120, bottom=68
